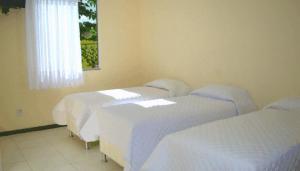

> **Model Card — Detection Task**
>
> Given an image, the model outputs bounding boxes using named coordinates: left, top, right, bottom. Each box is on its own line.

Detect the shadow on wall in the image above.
left=0, top=126, right=4, bottom=132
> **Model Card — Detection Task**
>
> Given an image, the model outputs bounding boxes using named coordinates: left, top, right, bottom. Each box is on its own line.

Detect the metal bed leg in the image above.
left=85, top=142, right=89, bottom=150
left=69, top=130, right=74, bottom=137
left=104, top=154, right=108, bottom=163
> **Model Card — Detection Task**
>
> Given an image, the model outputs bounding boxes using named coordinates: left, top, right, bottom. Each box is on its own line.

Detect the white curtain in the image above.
left=26, top=0, right=84, bottom=90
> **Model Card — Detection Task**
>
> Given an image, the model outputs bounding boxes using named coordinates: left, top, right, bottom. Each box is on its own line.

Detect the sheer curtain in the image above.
left=25, top=0, right=84, bottom=90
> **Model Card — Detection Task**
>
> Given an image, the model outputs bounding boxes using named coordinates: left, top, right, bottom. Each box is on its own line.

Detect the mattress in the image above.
left=97, top=95, right=240, bottom=171
left=52, top=87, right=170, bottom=134
left=141, top=109, right=300, bottom=171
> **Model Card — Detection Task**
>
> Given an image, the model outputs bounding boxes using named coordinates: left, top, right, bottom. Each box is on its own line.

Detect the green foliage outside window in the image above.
left=79, top=0, right=99, bottom=70
left=0, top=0, right=25, bottom=14
left=81, top=40, right=98, bottom=69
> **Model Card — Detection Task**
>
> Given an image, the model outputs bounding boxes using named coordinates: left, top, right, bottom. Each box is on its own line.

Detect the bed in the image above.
left=52, top=79, right=190, bottom=147
left=96, top=85, right=257, bottom=171
left=141, top=97, right=300, bottom=171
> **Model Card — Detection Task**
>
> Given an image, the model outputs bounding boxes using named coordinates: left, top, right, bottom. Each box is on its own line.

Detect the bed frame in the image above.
left=67, top=116, right=90, bottom=150
left=100, top=139, right=126, bottom=167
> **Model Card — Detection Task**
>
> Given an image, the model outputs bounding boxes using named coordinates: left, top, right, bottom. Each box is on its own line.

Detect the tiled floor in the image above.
left=0, top=128, right=123, bottom=171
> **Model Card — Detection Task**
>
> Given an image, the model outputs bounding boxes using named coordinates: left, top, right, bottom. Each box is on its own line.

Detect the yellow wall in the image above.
left=0, top=0, right=142, bottom=131
left=1, top=0, right=300, bottom=131
left=139, top=0, right=300, bottom=107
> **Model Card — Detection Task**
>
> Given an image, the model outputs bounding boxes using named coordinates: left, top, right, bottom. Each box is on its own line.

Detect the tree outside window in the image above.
left=79, top=0, right=99, bottom=70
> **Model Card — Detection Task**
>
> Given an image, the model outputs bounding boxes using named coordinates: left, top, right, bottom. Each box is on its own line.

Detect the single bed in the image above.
left=141, top=97, right=300, bottom=171
left=96, top=85, right=257, bottom=171
left=52, top=79, right=190, bottom=147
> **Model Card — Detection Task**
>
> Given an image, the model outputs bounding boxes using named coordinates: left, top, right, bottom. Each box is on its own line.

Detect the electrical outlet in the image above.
left=16, top=109, right=23, bottom=117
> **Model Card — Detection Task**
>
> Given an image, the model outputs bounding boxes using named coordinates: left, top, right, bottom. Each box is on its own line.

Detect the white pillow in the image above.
left=145, top=79, right=191, bottom=97
left=264, top=97, right=300, bottom=112
left=191, top=85, right=257, bottom=115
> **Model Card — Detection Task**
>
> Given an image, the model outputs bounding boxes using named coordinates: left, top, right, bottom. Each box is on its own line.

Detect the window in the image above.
left=26, top=0, right=84, bottom=89
left=78, top=0, right=99, bottom=70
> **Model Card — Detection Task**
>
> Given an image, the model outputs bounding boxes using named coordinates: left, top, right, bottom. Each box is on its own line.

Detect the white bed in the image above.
left=141, top=97, right=300, bottom=171
left=96, top=85, right=257, bottom=171
left=52, top=79, right=190, bottom=145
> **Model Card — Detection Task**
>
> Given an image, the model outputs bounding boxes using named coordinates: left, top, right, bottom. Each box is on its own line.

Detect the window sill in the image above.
left=83, top=67, right=101, bottom=71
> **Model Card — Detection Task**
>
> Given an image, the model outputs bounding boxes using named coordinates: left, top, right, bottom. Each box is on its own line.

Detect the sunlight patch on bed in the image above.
left=98, top=89, right=141, bottom=100
left=134, top=99, right=176, bottom=108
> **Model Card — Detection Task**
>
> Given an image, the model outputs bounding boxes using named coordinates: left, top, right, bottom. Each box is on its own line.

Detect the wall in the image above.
left=0, top=0, right=142, bottom=131
left=1, top=0, right=300, bottom=131
left=139, top=0, right=300, bottom=107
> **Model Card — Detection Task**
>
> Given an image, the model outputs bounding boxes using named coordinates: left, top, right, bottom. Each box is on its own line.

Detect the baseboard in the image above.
left=0, top=124, right=66, bottom=137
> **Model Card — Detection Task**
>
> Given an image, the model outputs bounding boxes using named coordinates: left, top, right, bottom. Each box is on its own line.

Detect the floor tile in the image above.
left=0, top=128, right=123, bottom=171
left=20, top=146, right=59, bottom=160
left=3, top=162, right=32, bottom=171
left=72, top=159, right=122, bottom=171
left=55, top=142, right=102, bottom=163
left=26, top=156, right=68, bottom=171
left=42, top=164, right=78, bottom=171
left=2, top=148, right=25, bottom=164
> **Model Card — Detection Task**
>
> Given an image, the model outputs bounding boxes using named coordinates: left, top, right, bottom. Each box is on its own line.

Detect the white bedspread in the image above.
left=97, top=95, right=241, bottom=171
left=52, top=87, right=169, bottom=128
left=141, top=109, right=300, bottom=171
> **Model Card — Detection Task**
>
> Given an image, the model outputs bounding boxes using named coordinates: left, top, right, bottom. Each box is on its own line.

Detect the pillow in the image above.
left=191, top=85, right=257, bottom=115
left=264, top=97, right=300, bottom=112
left=145, top=79, right=191, bottom=97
